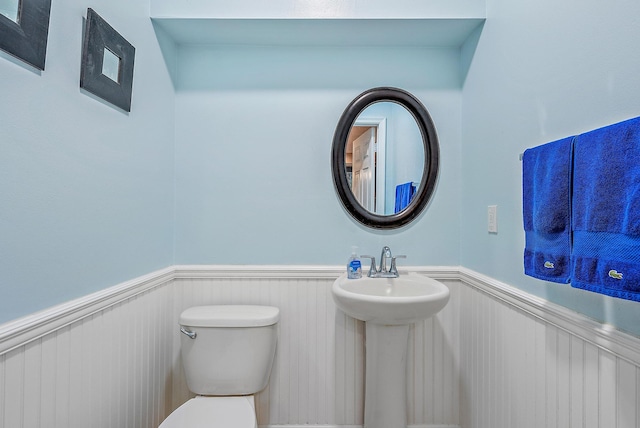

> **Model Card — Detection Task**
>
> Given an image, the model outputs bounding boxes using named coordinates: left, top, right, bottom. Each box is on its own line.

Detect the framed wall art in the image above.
left=0, top=0, right=52, bottom=70
left=80, top=8, right=135, bottom=112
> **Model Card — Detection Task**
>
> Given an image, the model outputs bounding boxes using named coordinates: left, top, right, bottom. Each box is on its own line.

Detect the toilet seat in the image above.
left=159, top=396, right=257, bottom=428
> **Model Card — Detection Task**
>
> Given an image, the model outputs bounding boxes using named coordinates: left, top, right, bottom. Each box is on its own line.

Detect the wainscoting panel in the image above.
left=2, top=265, right=640, bottom=428
left=407, top=279, right=460, bottom=426
left=458, top=268, right=640, bottom=428
left=0, top=270, right=174, bottom=428
left=169, top=267, right=461, bottom=427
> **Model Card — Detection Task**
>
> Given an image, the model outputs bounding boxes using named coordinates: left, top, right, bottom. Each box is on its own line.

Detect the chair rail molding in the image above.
left=0, top=266, right=175, bottom=355
left=2, top=264, right=639, bottom=362
left=0, top=264, right=457, bottom=355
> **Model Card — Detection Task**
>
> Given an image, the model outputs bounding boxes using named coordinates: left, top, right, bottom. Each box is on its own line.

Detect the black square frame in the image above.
left=80, top=8, right=135, bottom=112
left=0, top=0, right=52, bottom=70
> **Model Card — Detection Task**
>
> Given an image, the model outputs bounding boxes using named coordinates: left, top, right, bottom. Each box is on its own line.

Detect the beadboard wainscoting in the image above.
left=0, top=268, right=175, bottom=428
left=1, top=265, right=640, bottom=428
left=458, top=267, right=640, bottom=428
left=169, top=266, right=461, bottom=427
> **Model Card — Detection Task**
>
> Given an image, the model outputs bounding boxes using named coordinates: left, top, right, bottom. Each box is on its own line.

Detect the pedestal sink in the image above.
left=331, top=272, right=450, bottom=428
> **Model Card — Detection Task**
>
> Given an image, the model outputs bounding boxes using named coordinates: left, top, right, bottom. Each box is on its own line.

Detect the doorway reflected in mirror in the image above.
left=345, top=101, right=424, bottom=216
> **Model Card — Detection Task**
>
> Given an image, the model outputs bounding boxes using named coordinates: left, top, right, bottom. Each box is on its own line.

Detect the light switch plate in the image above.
left=488, top=205, right=498, bottom=233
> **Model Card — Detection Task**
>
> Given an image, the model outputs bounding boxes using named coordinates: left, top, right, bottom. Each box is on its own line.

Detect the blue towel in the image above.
left=571, top=116, right=640, bottom=301
left=395, top=182, right=416, bottom=213
left=522, top=136, right=574, bottom=283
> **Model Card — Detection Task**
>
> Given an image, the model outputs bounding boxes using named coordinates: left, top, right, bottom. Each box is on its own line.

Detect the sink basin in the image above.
left=331, top=272, right=450, bottom=325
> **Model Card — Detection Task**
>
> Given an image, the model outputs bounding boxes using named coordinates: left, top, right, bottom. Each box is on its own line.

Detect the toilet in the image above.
left=159, top=305, right=280, bottom=428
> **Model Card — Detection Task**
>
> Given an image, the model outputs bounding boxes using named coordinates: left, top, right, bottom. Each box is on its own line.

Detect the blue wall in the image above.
left=173, top=45, right=462, bottom=266
left=4, top=0, right=640, bottom=338
left=0, top=0, right=175, bottom=323
left=461, top=0, right=640, bottom=335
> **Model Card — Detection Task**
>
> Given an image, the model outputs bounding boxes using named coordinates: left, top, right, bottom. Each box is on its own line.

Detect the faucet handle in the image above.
left=360, top=255, right=378, bottom=277
left=389, top=255, right=407, bottom=276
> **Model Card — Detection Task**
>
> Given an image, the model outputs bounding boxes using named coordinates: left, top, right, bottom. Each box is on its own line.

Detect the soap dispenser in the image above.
left=347, top=246, right=362, bottom=279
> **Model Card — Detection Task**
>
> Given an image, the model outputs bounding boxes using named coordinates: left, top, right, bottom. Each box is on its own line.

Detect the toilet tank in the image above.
left=179, top=305, right=279, bottom=396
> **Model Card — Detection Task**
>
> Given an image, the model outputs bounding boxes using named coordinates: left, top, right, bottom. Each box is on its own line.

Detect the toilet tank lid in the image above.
left=180, top=305, right=280, bottom=328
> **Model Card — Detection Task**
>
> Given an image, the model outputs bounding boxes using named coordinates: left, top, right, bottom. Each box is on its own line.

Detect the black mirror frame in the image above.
left=331, top=87, right=439, bottom=229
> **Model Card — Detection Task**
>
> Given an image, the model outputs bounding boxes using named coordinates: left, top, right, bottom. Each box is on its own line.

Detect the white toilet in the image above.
left=159, top=305, right=280, bottom=428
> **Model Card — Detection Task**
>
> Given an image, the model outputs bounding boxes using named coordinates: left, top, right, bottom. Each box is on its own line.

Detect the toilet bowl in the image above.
left=159, top=396, right=256, bottom=428
left=159, top=305, right=279, bottom=428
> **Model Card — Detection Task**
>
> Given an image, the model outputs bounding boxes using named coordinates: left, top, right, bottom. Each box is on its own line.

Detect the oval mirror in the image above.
left=331, top=87, right=439, bottom=229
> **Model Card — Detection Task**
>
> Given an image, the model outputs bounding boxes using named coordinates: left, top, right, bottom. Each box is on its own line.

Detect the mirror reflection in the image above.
left=102, top=47, right=121, bottom=83
left=0, top=0, right=19, bottom=23
left=345, top=101, right=425, bottom=215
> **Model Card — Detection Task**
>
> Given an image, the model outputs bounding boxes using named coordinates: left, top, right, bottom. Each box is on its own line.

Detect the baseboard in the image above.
left=259, top=426, right=361, bottom=428
left=261, top=425, right=460, bottom=428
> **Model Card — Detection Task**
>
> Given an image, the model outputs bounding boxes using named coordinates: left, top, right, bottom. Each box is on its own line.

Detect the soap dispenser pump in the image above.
left=347, top=246, right=362, bottom=279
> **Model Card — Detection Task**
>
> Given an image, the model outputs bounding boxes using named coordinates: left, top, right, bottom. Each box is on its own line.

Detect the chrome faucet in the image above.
left=379, top=246, right=392, bottom=274
left=361, top=246, right=406, bottom=278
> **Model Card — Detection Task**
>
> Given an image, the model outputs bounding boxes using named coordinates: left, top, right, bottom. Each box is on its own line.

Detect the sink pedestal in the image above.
left=364, top=323, right=410, bottom=428
left=331, top=272, right=450, bottom=428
